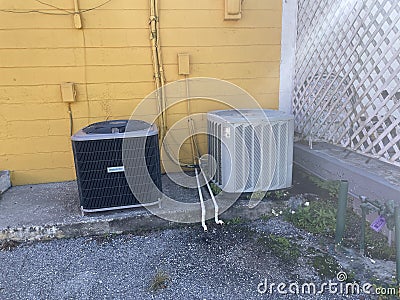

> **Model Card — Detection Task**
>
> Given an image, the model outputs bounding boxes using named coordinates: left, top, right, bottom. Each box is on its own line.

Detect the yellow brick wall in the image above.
left=0, top=0, right=282, bottom=185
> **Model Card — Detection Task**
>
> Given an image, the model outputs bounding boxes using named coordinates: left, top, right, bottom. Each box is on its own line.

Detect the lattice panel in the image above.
left=293, top=0, right=400, bottom=166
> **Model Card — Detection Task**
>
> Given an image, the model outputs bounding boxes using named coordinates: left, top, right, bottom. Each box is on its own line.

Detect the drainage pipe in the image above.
left=195, top=168, right=207, bottom=231
left=149, top=1, right=198, bottom=169
left=155, top=0, right=167, bottom=134
left=184, top=74, right=197, bottom=166
left=200, top=169, right=223, bottom=225
left=149, top=0, right=166, bottom=141
left=153, top=0, right=168, bottom=139
left=149, top=1, right=163, bottom=135
left=335, top=180, right=348, bottom=249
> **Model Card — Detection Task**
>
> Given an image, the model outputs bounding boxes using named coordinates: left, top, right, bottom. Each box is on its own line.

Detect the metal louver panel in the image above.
left=207, top=109, right=294, bottom=193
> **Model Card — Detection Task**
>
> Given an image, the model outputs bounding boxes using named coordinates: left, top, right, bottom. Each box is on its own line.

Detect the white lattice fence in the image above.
left=293, top=0, right=400, bottom=166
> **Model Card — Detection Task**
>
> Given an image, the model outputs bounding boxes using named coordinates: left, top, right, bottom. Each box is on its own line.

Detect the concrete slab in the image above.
left=0, top=175, right=272, bottom=241
left=294, top=141, right=400, bottom=203
left=0, top=170, right=11, bottom=194
left=7, top=147, right=396, bottom=243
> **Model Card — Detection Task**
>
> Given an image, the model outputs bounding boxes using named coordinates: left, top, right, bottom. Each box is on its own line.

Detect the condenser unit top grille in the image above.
left=71, top=120, right=158, bottom=141
left=208, top=109, right=293, bottom=123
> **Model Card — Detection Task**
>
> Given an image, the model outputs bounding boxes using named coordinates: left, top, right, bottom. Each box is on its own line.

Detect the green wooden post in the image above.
left=335, top=180, right=349, bottom=250
left=360, top=201, right=367, bottom=256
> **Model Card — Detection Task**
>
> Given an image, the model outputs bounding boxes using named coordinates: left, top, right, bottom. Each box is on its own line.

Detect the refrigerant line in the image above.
left=195, top=168, right=208, bottom=231
left=200, top=166, right=224, bottom=225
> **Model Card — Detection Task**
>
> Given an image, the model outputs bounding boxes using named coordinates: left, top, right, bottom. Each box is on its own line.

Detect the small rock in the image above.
left=287, top=195, right=307, bottom=211
left=369, top=258, right=376, bottom=264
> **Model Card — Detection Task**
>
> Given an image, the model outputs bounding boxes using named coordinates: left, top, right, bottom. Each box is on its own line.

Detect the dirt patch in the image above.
left=0, top=239, right=20, bottom=251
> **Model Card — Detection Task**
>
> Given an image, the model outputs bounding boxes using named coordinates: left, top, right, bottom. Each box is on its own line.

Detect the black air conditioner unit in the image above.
left=71, top=120, right=162, bottom=213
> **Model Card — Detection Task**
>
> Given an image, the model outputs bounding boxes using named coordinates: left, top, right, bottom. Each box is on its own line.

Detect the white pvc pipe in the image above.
left=195, top=168, right=208, bottom=231
left=200, top=169, right=223, bottom=225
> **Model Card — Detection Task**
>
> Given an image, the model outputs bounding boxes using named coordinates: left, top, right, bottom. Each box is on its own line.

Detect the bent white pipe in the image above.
left=200, top=170, right=223, bottom=225
left=195, top=168, right=207, bottom=231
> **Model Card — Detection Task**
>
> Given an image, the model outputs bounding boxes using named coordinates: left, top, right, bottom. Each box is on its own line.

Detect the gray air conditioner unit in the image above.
left=207, top=109, right=294, bottom=193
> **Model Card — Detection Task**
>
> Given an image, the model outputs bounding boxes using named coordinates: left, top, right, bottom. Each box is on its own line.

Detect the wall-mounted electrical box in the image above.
left=61, top=82, right=76, bottom=103
left=224, top=0, right=242, bottom=20
left=178, top=53, right=190, bottom=75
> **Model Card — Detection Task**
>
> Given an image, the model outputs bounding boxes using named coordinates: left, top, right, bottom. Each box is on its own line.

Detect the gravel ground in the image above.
left=0, top=220, right=366, bottom=300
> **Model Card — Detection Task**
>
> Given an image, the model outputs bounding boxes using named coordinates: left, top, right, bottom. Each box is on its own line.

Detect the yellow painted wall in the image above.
left=0, top=0, right=282, bottom=185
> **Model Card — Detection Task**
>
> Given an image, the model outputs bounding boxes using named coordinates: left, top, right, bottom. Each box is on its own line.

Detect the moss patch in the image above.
left=149, top=270, right=170, bottom=292
left=343, top=212, right=396, bottom=261
left=257, top=234, right=301, bottom=263
left=265, top=190, right=290, bottom=201
left=312, top=254, right=341, bottom=279
left=307, top=176, right=340, bottom=198
left=226, top=217, right=244, bottom=225
left=209, top=183, right=222, bottom=196
left=283, top=199, right=337, bottom=236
